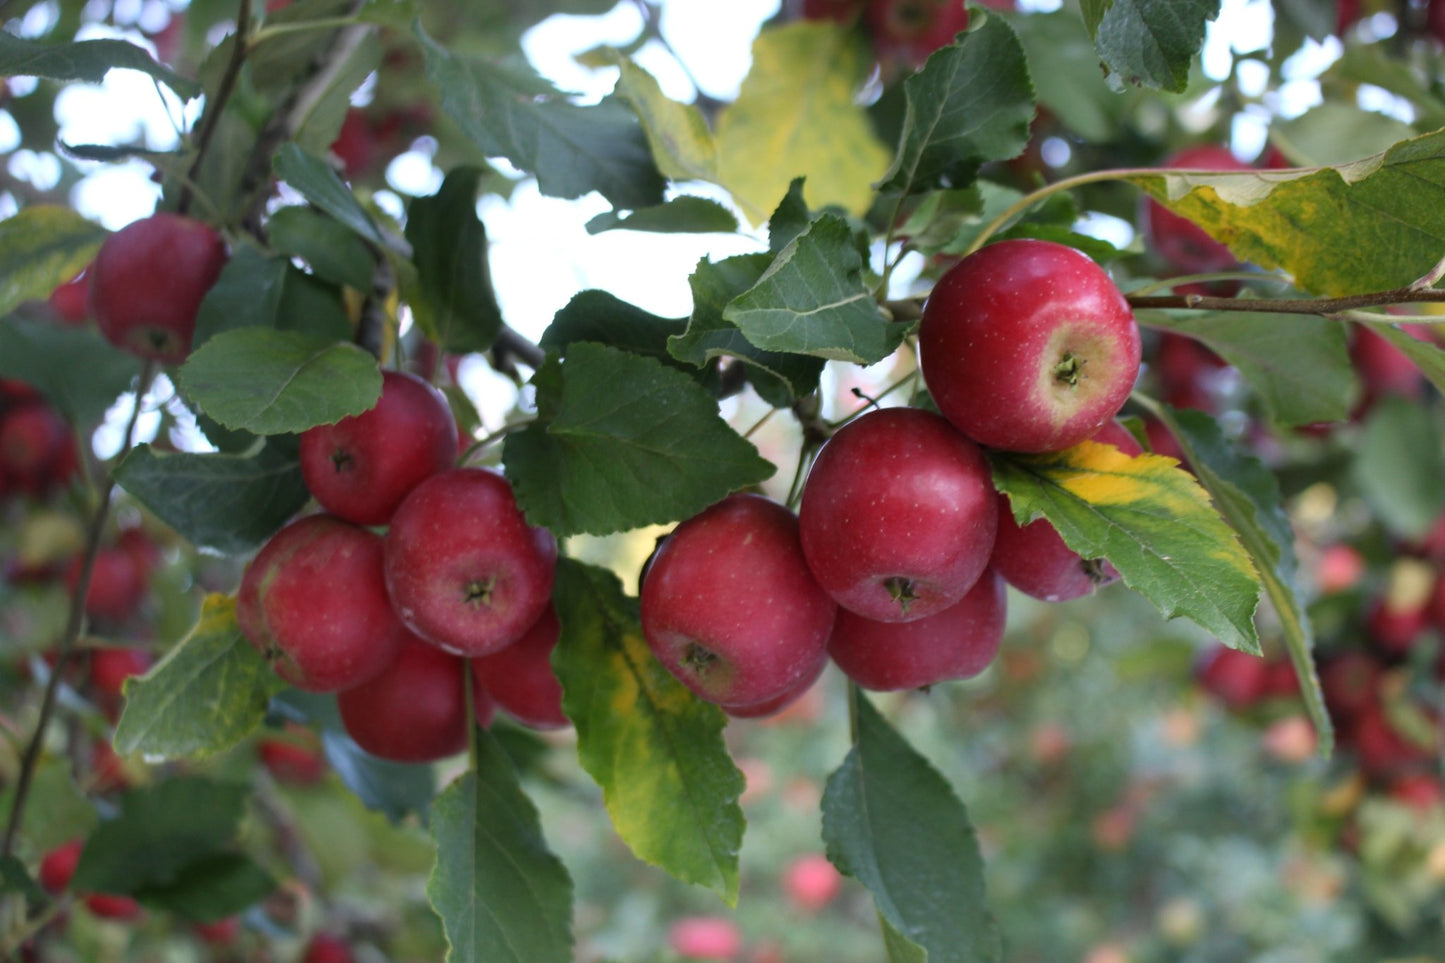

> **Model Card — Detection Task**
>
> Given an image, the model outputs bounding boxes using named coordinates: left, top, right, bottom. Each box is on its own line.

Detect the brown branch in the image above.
left=2, top=361, right=157, bottom=858
left=492, top=325, right=547, bottom=371
left=1128, top=287, right=1445, bottom=316
left=177, top=0, right=253, bottom=217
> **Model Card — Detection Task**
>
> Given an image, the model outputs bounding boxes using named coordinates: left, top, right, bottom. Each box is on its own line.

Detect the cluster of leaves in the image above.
left=6, top=0, right=1445, bottom=959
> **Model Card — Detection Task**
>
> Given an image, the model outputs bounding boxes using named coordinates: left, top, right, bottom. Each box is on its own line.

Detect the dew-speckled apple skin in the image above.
left=919, top=239, right=1141, bottom=453
left=237, top=514, right=406, bottom=692
left=829, top=569, right=1006, bottom=691
left=384, top=467, right=556, bottom=657
left=798, top=407, right=997, bottom=623
left=299, top=369, right=458, bottom=526
left=88, top=213, right=228, bottom=364
left=640, top=493, right=837, bottom=707
left=990, top=421, right=1142, bottom=601
left=470, top=604, right=568, bottom=730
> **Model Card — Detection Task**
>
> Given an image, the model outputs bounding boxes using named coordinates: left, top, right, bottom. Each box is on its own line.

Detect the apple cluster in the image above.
left=238, top=369, right=568, bottom=763
left=641, top=239, right=1143, bottom=713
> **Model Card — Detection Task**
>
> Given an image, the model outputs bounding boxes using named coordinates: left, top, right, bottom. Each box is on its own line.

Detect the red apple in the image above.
left=828, top=568, right=1005, bottom=690
left=469, top=604, right=568, bottom=729
left=47, top=270, right=91, bottom=325
left=65, top=546, right=148, bottom=625
left=641, top=493, right=837, bottom=707
left=384, top=467, right=557, bottom=657
left=803, top=0, right=865, bottom=23
left=300, top=370, right=457, bottom=526
left=1318, top=651, right=1382, bottom=724
left=782, top=853, right=843, bottom=913
left=337, top=633, right=494, bottom=763
left=799, top=407, right=997, bottom=622
left=258, top=729, right=327, bottom=784
left=1390, top=772, right=1444, bottom=809
left=919, top=239, right=1141, bottom=453
left=990, top=421, right=1142, bottom=602
left=668, top=916, right=742, bottom=961
left=1351, top=323, right=1428, bottom=410
left=302, top=933, right=355, bottom=963
left=1195, top=644, right=1269, bottom=709
left=1144, top=145, right=1248, bottom=277
left=866, top=0, right=971, bottom=67
left=1352, top=703, right=1435, bottom=778
left=88, top=212, right=228, bottom=364
left=722, top=646, right=828, bottom=720
left=0, top=401, right=68, bottom=493
left=193, top=916, right=241, bottom=945
left=238, top=514, right=406, bottom=692
left=89, top=646, right=152, bottom=719
left=83, top=893, right=144, bottom=921
left=1314, top=543, right=1364, bottom=594
left=1153, top=332, right=1233, bottom=413
left=1429, top=0, right=1445, bottom=44
left=38, top=840, right=83, bottom=894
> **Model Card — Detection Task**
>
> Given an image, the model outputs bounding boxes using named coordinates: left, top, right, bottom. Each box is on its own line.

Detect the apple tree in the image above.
left=3, top=0, right=1445, bottom=958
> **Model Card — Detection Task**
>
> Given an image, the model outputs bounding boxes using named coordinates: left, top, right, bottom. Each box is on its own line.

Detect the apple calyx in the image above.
left=682, top=641, right=721, bottom=674
left=884, top=576, right=920, bottom=614
left=1053, top=353, right=1084, bottom=387
left=464, top=576, right=497, bottom=608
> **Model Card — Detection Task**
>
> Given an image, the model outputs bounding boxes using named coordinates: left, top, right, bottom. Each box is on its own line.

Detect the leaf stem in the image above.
left=846, top=680, right=861, bottom=745
left=178, top=0, right=253, bottom=217
left=1, top=360, right=158, bottom=858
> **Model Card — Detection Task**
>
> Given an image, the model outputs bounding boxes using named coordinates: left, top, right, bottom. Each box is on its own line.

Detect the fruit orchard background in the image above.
left=5, top=0, right=1445, bottom=960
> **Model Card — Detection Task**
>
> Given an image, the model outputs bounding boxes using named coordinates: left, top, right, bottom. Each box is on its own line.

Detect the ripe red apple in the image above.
left=1390, top=772, right=1444, bottom=809
left=919, top=239, right=1141, bottom=453
left=238, top=514, right=406, bottom=692
left=1152, top=332, right=1233, bottom=413
left=65, top=546, right=148, bottom=625
left=798, top=407, right=996, bottom=622
left=866, top=0, right=971, bottom=67
left=722, top=646, right=828, bottom=720
left=47, top=270, right=91, bottom=325
left=1144, top=145, right=1248, bottom=277
left=782, top=853, right=843, bottom=913
left=828, top=568, right=1005, bottom=690
left=88, top=212, right=228, bottom=364
left=1318, top=650, right=1382, bottom=724
left=337, top=633, right=494, bottom=763
left=299, top=369, right=458, bottom=526
left=193, top=916, right=241, bottom=946
left=0, top=401, right=69, bottom=494
left=990, top=421, right=1142, bottom=602
left=258, top=728, right=327, bottom=784
left=88, top=646, right=152, bottom=719
left=641, top=493, right=837, bottom=707
left=384, top=467, right=557, bottom=657
left=1194, top=644, right=1269, bottom=709
left=1429, top=0, right=1445, bottom=44
left=37, top=840, right=143, bottom=920
left=1351, top=703, right=1435, bottom=778
left=469, top=605, right=568, bottom=729
left=302, top=933, right=355, bottom=963
left=1351, top=324, right=1428, bottom=410
left=668, top=916, right=742, bottom=961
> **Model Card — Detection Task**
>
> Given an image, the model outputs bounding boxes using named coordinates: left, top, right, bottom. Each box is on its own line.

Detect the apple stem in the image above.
left=1052, top=354, right=1084, bottom=387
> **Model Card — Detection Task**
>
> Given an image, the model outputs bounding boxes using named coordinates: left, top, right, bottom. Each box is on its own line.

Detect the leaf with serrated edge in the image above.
left=0, top=206, right=107, bottom=317
left=114, top=595, right=287, bottom=759
left=715, top=22, right=889, bottom=223
left=585, top=197, right=738, bottom=235
left=822, top=694, right=1001, bottom=963
left=405, top=166, right=504, bottom=354
left=877, top=14, right=1035, bottom=197
left=1091, top=0, right=1220, bottom=92
left=503, top=343, right=773, bottom=537
left=1139, top=312, right=1358, bottom=426
left=1127, top=129, right=1445, bottom=297
left=991, top=441, right=1261, bottom=653
left=552, top=560, right=744, bottom=903
left=0, top=315, right=141, bottom=428
left=723, top=214, right=904, bottom=364
left=273, top=143, right=390, bottom=249
left=609, top=55, right=717, bottom=183
left=427, top=738, right=574, bottom=963
left=1147, top=404, right=1331, bottom=755
left=177, top=328, right=381, bottom=435
left=0, top=32, right=200, bottom=99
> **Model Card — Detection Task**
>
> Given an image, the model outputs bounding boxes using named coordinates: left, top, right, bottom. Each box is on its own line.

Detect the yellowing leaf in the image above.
left=610, top=55, right=717, bottom=184
left=1128, top=129, right=1445, bottom=297
left=715, top=22, right=890, bottom=225
left=992, top=440, right=1261, bottom=653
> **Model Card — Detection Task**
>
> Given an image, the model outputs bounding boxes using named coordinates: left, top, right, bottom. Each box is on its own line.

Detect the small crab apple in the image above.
left=990, top=421, right=1142, bottom=602
left=782, top=853, right=844, bottom=913
left=641, top=493, right=837, bottom=707
left=87, top=213, right=228, bottom=364
left=919, top=239, right=1141, bottom=453
left=799, top=407, right=996, bottom=622
left=337, top=633, right=494, bottom=763
left=722, top=646, right=828, bottom=720
left=469, top=604, right=568, bottom=729
left=1143, top=145, right=1248, bottom=280
left=1195, top=644, right=1268, bottom=710
left=668, top=916, right=742, bottom=961
left=238, top=514, right=406, bottom=692
left=299, top=369, right=457, bottom=526
left=385, top=467, right=557, bottom=657
left=828, top=568, right=1006, bottom=691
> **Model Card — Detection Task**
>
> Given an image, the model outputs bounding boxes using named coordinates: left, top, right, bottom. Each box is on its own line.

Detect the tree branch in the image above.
left=178, top=0, right=253, bottom=217
left=1127, top=286, right=1445, bottom=316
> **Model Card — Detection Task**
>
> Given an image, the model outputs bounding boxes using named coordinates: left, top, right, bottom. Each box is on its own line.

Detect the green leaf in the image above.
left=670, top=254, right=826, bottom=405
left=1146, top=405, right=1331, bottom=756
left=136, top=852, right=276, bottom=922
left=0, top=32, right=200, bottom=100
left=113, top=442, right=309, bottom=556
left=1138, top=312, right=1358, bottom=426
left=273, top=143, right=390, bottom=249
left=503, top=343, right=774, bottom=537
left=1366, top=322, right=1445, bottom=397
left=0, top=760, right=97, bottom=855
left=404, top=166, right=504, bottom=354
left=192, top=247, right=352, bottom=349
left=1125, top=129, right=1445, bottom=297
left=539, top=291, right=695, bottom=372
left=991, top=440, right=1262, bottom=653
left=585, top=196, right=739, bottom=235
left=609, top=55, right=717, bottom=183
left=876, top=14, right=1035, bottom=198
left=1086, top=0, right=1220, bottom=92
left=822, top=694, right=1001, bottom=963
left=723, top=214, right=905, bottom=364
left=768, top=178, right=812, bottom=256
left=176, top=328, right=382, bottom=435
left=427, top=739, right=575, bottom=963
left=552, top=560, right=744, bottom=902
left=267, top=206, right=376, bottom=290
left=113, top=595, right=288, bottom=760
left=72, top=778, right=269, bottom=902
left=0, top=205, right=107, bottom=317
left=0, top=856, right=46, bottom=908
left=1270, top=103, right=1419, bottom=168
left=418, top=28, right=665, bottom=209
left=1012, top=10, right=1117, bottom=142
left=0, top=315, right=141, bottom=428
left=1352, top=396, right=1445, bottom=540
left=715, top=22, right=890, bottom=224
